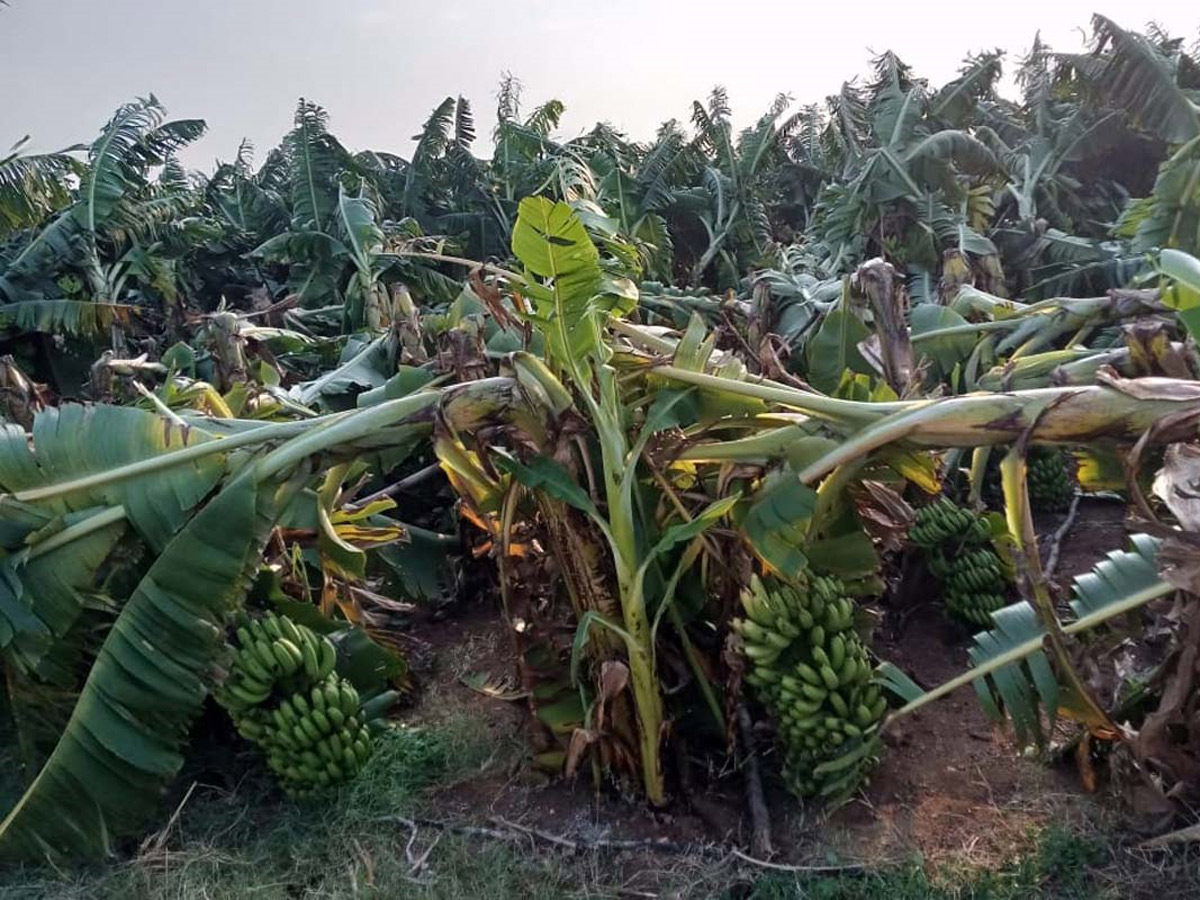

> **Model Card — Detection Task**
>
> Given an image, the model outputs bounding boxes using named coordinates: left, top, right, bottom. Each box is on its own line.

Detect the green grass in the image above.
left=0, top=715, right=1194, bottom=899
left=0, top=715, right=545, bottom=900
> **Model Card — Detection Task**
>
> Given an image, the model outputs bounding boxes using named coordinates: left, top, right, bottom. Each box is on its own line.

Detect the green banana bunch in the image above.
left=929, top=548, right=1007, bottom=626
left=1026, top=447, right=1075, bottom=513
left=217, top=611, right=339, bottom=712
left=983, top=446, right=1075, bottom=513
left=735, top=573, right=886, bottom=805
left=907, top=497, right=990, bottom=550
left=909, top=499, right=1010, bottom=627
left=215, top=612, right=395, bottom=797
left=255, top=676, right=378, bottom=797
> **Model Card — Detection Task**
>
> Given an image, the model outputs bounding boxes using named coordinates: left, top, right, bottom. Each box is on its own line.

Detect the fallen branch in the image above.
left=729, top=848, right=868, bottom=874
left=490, top=816, right=579, bottom=850
left=375, top=814, right=874, bottom=873
left=348, top=462, right=444, bottom=510
left=1139, top=822, right=1200, bottom=848
left=1043, top=489, right=1082, bottom=579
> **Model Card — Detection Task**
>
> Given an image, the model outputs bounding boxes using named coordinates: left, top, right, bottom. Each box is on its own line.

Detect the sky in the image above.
left=3, top=2, right=1198, bottom=172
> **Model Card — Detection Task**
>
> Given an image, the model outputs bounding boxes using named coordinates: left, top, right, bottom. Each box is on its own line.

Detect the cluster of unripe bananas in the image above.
left=983, top=446, right=1075, bottom=513
left=908, top=498, right=1009, bottom=626
left=216, top=612, right=375, bottom=798
left=1024, top=447, right=1076, bottom=513
left=734, top=574, right=886, bottom=803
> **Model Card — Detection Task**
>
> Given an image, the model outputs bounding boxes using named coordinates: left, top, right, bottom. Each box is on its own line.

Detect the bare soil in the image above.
left=398, top=499, right=1135, bottom=871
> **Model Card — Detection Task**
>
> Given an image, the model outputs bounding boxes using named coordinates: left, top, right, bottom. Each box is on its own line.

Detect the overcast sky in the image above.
left=3, top=2, right=1198, bottom=172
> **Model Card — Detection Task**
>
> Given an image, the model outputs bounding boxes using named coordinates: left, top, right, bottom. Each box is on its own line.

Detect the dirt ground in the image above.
left=398, top=498, right=1136, bottom=871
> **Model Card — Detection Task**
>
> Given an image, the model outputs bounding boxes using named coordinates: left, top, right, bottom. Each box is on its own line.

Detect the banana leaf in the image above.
left=0, top=506, right=126, bottom=676
left=892, top=534, right=1171, bottom=748
left=0, top=405, right=224, bottom=552
left=0, top=472, right=276, bottom=861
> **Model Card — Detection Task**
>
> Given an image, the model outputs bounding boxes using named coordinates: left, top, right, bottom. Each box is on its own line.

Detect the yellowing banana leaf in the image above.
left=1072, top=446, right=1129, bottom=492
left=332, top=521, right=406, bottom=550
left=332, top=497, right=397, bottom=522
left=317, top=503, right=366, bottom=581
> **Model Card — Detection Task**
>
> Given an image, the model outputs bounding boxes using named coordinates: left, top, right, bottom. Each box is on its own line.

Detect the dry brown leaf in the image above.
left=1153, top=443, right=1200, bottom=531
left=594, top=660, right=630, bottom=734
left=1124, top=321, right=1197, bottom=379
left=1095, top=368, right=1200, bottom=401
left=1157, top=534, right=1200, bottom=595
left=851, top=480, right=915, bottom=551
left=563, top=728, right=597, bottom=777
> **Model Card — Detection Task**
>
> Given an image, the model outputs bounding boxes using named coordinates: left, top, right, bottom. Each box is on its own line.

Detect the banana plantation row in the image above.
left=1, top=14, right=1199, bottom=862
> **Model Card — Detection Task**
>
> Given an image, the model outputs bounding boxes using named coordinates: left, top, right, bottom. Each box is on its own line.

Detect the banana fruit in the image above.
left=983, top=445, right=1076, bottom=514
left=215, top=612, right=394, bottom=798
left=908, top=499, right=1010, bottom=626
left=735, top=573, right=886, bottom=805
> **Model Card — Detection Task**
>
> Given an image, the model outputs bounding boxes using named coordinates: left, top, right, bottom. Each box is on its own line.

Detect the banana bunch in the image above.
left=906, top=497, right=990, bottom=549
left=244, top=676, right=374, bottom=798
left=216, top=612, right=385, bottom=797
left=217, top=611, right=338, bottom=710
left=908, top=499, right=1009, bottom=626
left=927, top=548, right=1008, bottom=626
left=983, top=446, right=1075, bottom=513
left=1026, top=447, right=1075, bottom=513
left=734, top=574, right=886, bottom=804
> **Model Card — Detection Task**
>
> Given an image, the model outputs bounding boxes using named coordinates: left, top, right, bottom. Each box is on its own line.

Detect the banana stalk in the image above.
left=997, top=446, right=1120, bottom=737
left=661, top=365, right=1200, bottom=482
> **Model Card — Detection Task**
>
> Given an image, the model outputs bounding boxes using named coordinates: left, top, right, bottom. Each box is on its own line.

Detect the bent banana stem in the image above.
left=885, top=577, right=1174, bottom=722
left=794, top=383, right=1200, bottom=485
left=10, top=415, right=329, bottom=504
left=651, top=365, right=901, bottom=426
left=999, top=448, right=1118, bottom=736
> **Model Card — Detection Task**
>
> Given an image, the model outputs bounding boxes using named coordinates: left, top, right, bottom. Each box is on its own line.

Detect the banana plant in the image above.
left=0, top=376, right=526, bottom=860
left=435, top=197, right=737, bottom=804
left=0, top=137, right=83, bottom=238
left=0, top=97, right=206, bottom=307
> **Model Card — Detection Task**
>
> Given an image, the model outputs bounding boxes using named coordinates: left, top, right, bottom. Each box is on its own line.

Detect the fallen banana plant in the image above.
left=0, top=379, right=523, bottom=860
left=661, top=367, right=1200, bottom=481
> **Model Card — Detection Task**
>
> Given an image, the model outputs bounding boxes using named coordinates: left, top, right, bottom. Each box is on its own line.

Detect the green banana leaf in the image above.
left=0, top=472, right=276, bottom=861
left=0, top=405, right=224, bottom=552
left=739, top=473, right=817, bottom=577
left=0, top=506, right=126, bottom=676
left=805, top=306, right=872, bottom=394
left=894, top=534, right=1170, bottom=749
left=511, top=196, right=603, bottom=366
left=0, top=300, right=146, bottom=338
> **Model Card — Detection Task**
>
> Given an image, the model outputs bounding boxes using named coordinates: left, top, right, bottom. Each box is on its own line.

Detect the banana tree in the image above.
left=807, top=53, right=1001, bottom=281
left=0, top=97, right=206, bottom=308
left=429, top=198, right=746, bottom=804
left=0, top=137, right=83, bottom=238
left=0, top=375, right=519, bottom=860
